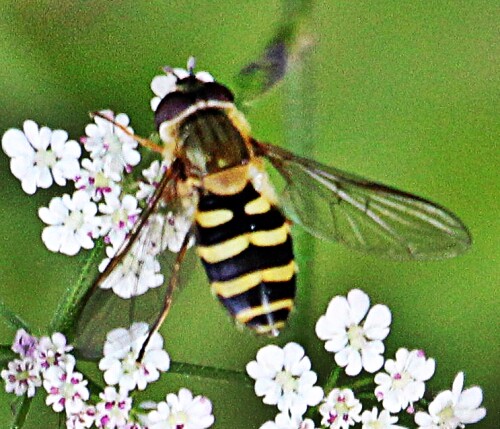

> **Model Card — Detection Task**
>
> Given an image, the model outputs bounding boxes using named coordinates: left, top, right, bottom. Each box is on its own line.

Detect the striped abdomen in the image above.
left=195, top=181, right=296, bottom=335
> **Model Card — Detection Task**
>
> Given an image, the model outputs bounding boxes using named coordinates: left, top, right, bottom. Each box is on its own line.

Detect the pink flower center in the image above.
left=101, top=415, right=110, bottom=427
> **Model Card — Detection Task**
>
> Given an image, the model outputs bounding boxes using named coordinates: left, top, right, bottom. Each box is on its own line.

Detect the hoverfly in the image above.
left=73, top=59, right=471, bottom=359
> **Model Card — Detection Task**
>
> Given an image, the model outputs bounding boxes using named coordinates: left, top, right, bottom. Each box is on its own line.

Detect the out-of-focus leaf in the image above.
left=234, top=0, right=314, bottom=105
left=0, top=300, right=29, bottom=331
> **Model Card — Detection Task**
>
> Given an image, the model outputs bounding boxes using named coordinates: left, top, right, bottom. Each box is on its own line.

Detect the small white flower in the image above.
left=150, top=65, right=214, bottom=111
left=150, top=74, right=177, bottom=111
left=1, top=357, right=41, bottom=397
left=39, top=190, right=101, bottom=256
left=136, top=160, right=168, bottom=202
left=147, top=212, right=194, bottom=254
left=361, top=407, right=406, bottom=429
left=260, top=412, right=316, bottom=429
left=43, top=359, right=89, bottom=413
left=319, top=388, right=362, bottom=429
left=99, top=322, right=170, bottom=393
left=82, top=111, right=140, bottom=179
left=375, top=348, right=435, bottom=414
left=146, top=388, right=215, bottom=429
left=95, top=386, right=132, bottom=428
left=66, top=405, right=97, bottom=429
left=2, top=120, right=81, bottom=194
left=36, top=332, right=74, bottom=371
left=75, top=158, right=121, bottom=202
left=11, top=329, right=38, bottom=358
left=246, top=342, right=324, bottom=418
left=99, top=193, right=141, bottom=248
left=98, top=244, right=164, bottom=298
left=316, top=289, right=391, bottom=376
left=414, top=372, right=486, bottom=429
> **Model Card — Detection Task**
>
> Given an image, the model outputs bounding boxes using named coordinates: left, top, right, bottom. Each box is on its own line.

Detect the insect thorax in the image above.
left=154, top=75, right=253, bottom=177
left=179, top=108, right=251, bottom=176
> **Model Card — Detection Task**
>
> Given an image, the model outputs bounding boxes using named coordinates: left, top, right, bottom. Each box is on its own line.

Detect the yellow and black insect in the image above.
left=74, top=61, right=471, bottom=358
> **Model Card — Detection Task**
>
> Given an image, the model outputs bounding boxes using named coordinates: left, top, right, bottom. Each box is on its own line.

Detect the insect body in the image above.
left=195, top=165, right=295, bottom=336
left=74, top=64, right=471, bottom=357
left=154, top=78, right=298, bottom=336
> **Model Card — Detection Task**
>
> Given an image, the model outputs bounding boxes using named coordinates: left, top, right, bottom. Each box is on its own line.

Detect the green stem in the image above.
left=10, top=396, right=32, bottom=429
left=49, top=241, right=103, bottom=334
left=169, top=361, right=252, bottom=386
left=0, top=299, right=30, bottom=331
left=419, top=397, right=430, bottom=407
left=338, top=375, right=374, bottom=392
left=0, top=344, right=16, bottom=365
left=323, top=366, right=342, bottom=392
left=357, top=392, right=375, bottom=400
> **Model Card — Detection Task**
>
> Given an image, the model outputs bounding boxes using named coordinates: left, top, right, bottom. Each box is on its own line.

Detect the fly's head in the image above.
left=154, top=60, right=236, bottom=163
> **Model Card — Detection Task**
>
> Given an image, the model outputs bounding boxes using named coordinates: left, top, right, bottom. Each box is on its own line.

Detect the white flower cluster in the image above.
left=2, top=109, right=192, bottom=299
left=1, top=113, right=141, bottom=255
left=247, top=342, right=324, bottom=427
left=1, top=121, right=81, bottom=195
left=99, top=322, right=170, bottom=393
left=1, top=325, right=215, bottom=429
left=247, top=289, right=486, bottom=429
left=414, top=372, right=486, bottom=429
left=315, top=289, right=391, bottom=377
left=1, top=329, right=91, bottom=427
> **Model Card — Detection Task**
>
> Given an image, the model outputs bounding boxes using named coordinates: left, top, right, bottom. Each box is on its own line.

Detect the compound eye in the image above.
left=201, top=82, right=234, bottom=103
left=154, top=92, right=194, bottom=129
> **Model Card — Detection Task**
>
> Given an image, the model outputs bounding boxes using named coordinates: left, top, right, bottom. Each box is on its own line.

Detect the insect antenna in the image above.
left=187, top=56, right=196, bottom=74
left=162, top=56, right=196, bottom=80
left=137, top=230, right=193, bottom=362
left=90, top=111, right=164, bottom=154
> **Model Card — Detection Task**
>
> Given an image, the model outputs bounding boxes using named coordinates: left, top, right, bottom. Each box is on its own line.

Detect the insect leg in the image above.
left=137, top=231, right=193, bottom=362
left=91, top=111, right=165, bottom=153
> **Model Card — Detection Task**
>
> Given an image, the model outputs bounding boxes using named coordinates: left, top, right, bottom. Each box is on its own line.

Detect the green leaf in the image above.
left=0, top=300, right=30, bottom=331
left=10, top=396, right=32, bottom=429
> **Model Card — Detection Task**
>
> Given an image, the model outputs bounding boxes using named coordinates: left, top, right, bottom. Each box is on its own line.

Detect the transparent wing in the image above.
left=234, top=3, right=313, bottom=107
left=253, top=141, right=471, bottom=260
left=73, top=163, right=197, bottom=359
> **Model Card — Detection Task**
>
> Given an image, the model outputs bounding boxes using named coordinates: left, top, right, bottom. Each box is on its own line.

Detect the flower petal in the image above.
left=363, top=304, right=391, bottom=339
left=347, top=289, right=370, bottom=324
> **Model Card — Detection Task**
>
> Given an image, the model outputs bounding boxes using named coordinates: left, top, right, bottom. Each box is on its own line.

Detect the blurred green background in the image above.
left=0, top=1, right=498, bottom=428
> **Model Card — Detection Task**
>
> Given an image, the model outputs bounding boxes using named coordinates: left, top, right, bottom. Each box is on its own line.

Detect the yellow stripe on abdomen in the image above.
left=198, top=224, right=290, bottom=264
left=253, top=321, right=286, bottom=335
left=196, top=209, right=233, bottom=227
left=234, top=299, right=294, bottom=324
left=244, top=196, right=271, bottom=215
left=195, top=180, right=296, bottom=336
left=197, top=235, right=249, bottom=263
left=212, top=261, right=296, bottom=298
left=250, top=224, right=289, bottom=246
